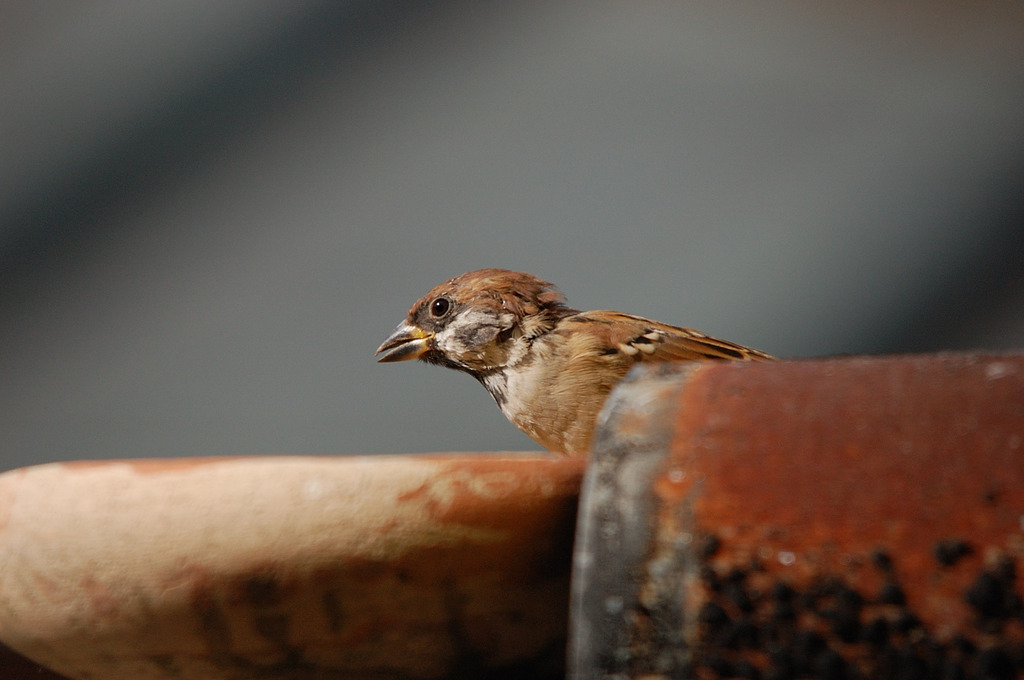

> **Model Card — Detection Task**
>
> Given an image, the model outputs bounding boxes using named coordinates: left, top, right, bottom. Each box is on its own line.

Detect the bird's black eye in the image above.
left=430, top=297, right=451, bottom=318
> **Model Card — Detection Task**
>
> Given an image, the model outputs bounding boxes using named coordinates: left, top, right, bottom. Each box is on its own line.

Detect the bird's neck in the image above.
left=465, top=308, right=576, bottom=417
left=477, top=355, right=542, bottom=429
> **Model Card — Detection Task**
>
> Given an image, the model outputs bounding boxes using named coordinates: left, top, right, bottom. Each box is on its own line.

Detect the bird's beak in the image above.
left=375, top=323, right=434, bottom=363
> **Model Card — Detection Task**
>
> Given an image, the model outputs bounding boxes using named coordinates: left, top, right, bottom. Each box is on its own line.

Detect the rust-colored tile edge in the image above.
left=568, top=362, right=700, bottom=679
left=35, top=451, right=562, bottom=475
left=0, top=453, right=585, bottom=680
left=571, top=353, right=1024, bottom=680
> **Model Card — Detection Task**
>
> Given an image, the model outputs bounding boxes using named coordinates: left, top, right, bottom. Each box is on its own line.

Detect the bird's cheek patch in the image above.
left=456, top=323, right=501, bottom=348
left=436, top=310, right=512, bottom=355
left=463, top=311, right=513, bottom=344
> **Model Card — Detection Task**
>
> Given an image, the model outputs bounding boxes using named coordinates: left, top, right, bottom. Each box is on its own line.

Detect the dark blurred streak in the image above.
left=0, top=0, right=432, bottom=311
left=0, top=641, right=71, bottom=680
left=876, top=157, right=1024, bottom=353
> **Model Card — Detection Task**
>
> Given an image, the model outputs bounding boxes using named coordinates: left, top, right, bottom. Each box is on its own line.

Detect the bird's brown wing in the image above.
left=559, top=310, right=775, bottom=363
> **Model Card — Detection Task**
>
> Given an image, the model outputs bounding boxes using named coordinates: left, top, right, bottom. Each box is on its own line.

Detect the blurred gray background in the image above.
left=2, top=1, right=1023, bottom=471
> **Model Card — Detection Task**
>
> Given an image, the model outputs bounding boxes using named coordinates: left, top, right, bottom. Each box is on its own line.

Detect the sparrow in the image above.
left=375, top=269, right=774, bottom=456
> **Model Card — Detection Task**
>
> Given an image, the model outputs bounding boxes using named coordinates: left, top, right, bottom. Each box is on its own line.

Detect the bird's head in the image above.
left=375, top=269, right=572, bottom=375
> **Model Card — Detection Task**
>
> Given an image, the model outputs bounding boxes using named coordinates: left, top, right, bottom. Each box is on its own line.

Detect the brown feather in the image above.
left=558, top=311, right=774, bottom=363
